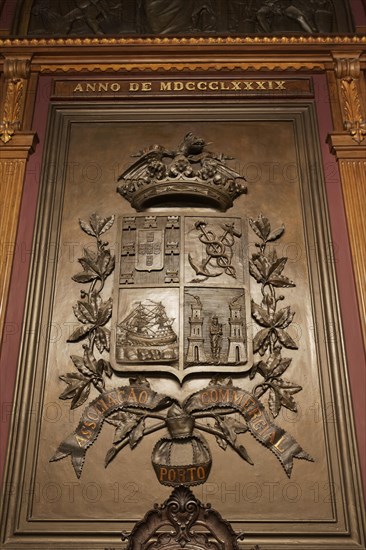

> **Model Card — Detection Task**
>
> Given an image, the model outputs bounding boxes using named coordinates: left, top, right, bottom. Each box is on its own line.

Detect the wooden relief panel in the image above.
left=0, top=94, right=365, bottom=549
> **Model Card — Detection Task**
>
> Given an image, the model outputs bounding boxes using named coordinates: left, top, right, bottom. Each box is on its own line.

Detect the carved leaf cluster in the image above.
left=79, top=213, right=115, bottom=237
left=73, top=248, right=115, bottom=284
left=250, top=250, right=295, bottom=288
left=72, top=214, right=115, bottom=284
left=341, top=79, right=366, bottom=143
left=252, top=301, right=297, bottom=355
left=59, top=214, right=115, bottom=409
left=59, top=348, right=112, bottom=409
left=68, top=294, right=112, bottom=352
left=0, top=80, right=24, bottom=144
left=249, top=215, right=301, bottom=418
left=109, top=411, right=146, bottom=448
left=251, top=351, right=301, bottom=417
left=209, top=410, right=252, bottom=465
left=268, top=379, right=302, bottom=417
left=249, top=214, right=284, bottom=245
left=341, top=79, right=362, bottom=125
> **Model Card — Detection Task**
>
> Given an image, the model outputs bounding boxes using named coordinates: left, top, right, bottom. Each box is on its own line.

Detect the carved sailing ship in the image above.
left=119, top=301, right=177, bottom=347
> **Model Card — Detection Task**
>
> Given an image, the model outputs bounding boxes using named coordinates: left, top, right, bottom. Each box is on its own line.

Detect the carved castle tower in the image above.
left=186, top=297, right=206, bottom=363
left=227, top=296, right=246, bottom=364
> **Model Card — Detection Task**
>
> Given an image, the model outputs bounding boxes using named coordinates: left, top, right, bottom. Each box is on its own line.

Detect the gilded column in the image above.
left=0, top=56, right=38, bottom=341
left=327, top=53, right=366, bottom=346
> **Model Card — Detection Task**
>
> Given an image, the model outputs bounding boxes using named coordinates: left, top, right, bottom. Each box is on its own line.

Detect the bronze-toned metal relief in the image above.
left=184, top=288, right=248, bottom=368
left=116, top=294, right=179, bottom=366
left=187, top=218, right=243, bottom=280
left=115, top=214, right=180, bottom=368
left=16, top=0, right=354, bottom=36
left=58, top=213, right=115, bottom=410
left=52, top=373, right=312, bottom=482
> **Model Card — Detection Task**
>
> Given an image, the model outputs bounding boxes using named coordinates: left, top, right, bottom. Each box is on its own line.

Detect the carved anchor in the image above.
left=188, top=220, right=241, bottom=279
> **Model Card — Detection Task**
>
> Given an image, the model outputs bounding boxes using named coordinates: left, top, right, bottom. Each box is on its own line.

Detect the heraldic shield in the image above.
left=111, top=213, right=252, bottom=381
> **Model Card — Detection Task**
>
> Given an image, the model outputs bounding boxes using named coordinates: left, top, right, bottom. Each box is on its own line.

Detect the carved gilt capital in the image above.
left=334, top=57, right=361, bottom=80
left=3, top=57, right=31, bottom=80
left=0, top=56, right=32, bottom=144
left=332, top=53, right=366, bottom=145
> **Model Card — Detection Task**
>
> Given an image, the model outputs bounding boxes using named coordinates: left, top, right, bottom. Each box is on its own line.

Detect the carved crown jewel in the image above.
left=117, top=133, right=247, bottom=211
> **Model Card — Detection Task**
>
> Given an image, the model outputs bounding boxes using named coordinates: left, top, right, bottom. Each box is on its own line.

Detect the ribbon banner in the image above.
left=184, top=385, right=313, bottom=477
left=51, top=383, right=312, bottom=479
left=51, top=386, right=172, bottom=478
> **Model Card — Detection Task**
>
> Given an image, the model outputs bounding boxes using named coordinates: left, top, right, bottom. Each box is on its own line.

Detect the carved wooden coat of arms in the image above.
left=112, top=132, right=250, bottom=381
left=52, top=133, right=311, bottom=496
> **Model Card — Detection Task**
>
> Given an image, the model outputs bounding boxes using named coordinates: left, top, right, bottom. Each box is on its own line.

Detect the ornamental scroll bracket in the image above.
left=0, top=57, right=32, bottom=144
left=120, top=486, right=261, bottom=550
left=333, top=53, right=366, bottom=145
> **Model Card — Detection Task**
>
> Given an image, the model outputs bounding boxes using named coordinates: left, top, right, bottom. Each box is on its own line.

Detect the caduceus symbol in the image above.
left=188, top=220, right=241, bottom=279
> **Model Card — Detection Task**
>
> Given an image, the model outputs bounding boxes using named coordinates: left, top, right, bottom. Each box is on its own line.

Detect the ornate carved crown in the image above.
left=117, top=133, right=247, bottom=211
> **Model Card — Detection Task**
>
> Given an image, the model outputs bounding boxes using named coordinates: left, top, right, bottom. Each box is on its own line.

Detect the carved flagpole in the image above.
left=0, top=56, right=38, bottom=341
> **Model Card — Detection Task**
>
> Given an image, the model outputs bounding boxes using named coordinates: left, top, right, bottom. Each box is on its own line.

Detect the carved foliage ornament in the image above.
left=335, top=57, right=366, bottom=144
left=0, top=80, right=23, bottom=144
left=57, top=213, right=115, bottom=411
left=341, top=80, right=366, bottom=144
left=0, top=58, right=31, bottom=145
left=51, top=213, right=312, bottom=484
left=121, top=486, right=261, bottom=549
left=249, top=215, right=302, bottom=417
